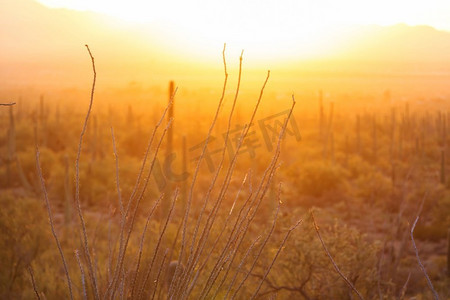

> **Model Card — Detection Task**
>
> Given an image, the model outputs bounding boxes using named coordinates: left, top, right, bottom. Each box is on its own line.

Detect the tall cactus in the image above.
left=92, top=115, right=99, bottom=161
left=56, top=103, right=60, bottom=127
left=441, top=149, right=446, bottom=187
left=6, top=106, right=16, bottom=186
left=344, top=134, right=349, bottom=167
left=322, top=101, right=334, bottom=160
left=372, top=114, right=377, bottom=161
left=441, top=112, right=447, bottom=187
left=181, top=135, right=188, bottom=211
left=447, top=228, right=450, bottom=277
left=64, top=155, right=72, bottom=226
left=319, top=90, right=324, bottom=139
left=39, top=94, right=48, bottom=147
left=356, top=114, right=361, bottom=155
left=390, top=107, right=396, bottom=161
left=167, top=81, right=175, bottom=161
left=163, top=81, right=175, bottom=216
left=6, top=105, right=32, bottom=191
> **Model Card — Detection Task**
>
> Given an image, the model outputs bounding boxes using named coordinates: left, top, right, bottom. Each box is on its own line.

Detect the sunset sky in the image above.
left=36, top=0, right=450, bottom=30
left=33, top=0, right=450, bottom=59
left=2, top=0, right=450, bottom=91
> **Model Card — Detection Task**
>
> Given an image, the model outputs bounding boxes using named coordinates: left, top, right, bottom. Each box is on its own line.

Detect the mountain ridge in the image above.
left=2, top=0, right=450, bottom=88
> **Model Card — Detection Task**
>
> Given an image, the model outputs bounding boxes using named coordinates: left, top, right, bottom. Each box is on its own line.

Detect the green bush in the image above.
left=0, top=192, right=50, bottom=298
left=293, top=161, right=349, bottom=198
left=252, top=214, right=380, bottom=299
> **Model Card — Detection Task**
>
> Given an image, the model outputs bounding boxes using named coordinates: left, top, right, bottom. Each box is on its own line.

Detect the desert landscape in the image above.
left=1, top=0, right=450, bottom=299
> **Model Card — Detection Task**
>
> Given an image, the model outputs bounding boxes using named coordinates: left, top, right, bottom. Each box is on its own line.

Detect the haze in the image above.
left=1, top=0, right=450, bottom=100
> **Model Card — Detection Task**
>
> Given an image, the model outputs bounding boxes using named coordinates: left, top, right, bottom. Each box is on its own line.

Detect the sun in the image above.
left=35, top=0, right=450, bottom=64
left=35, top=0, right=355, bottom=63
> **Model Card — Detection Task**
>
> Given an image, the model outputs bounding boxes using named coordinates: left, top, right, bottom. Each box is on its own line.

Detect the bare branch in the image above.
left=110, top=127, right=124, bottom=217
left=410, top=192, right=439, bottom=300
left=138, top=188, right=179, bottom=300
left=74, top=250, right=87, bottom=300
left=27, top=265, right=41, bottom=300
left=250, top=218, right=303, bottom=300
left=106, top=89, right=177, bottom=298
left=399, top=272, right=411, bottom=300
left=151, top=249, right=169, bottom=300
left=130, top=195, right=163, bottom=298
left=311, top=211, right=364, bottom=300
left=36, top=149, right=73, bottom=300
left=169, top=43, right=229, bottom=299
left=73, top=44, right=99, bottom=300
left=229, top=196, right=282, bottom=299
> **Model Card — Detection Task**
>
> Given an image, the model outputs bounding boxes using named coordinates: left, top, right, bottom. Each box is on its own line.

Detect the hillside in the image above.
left=1, top=0, right=450, bottom=89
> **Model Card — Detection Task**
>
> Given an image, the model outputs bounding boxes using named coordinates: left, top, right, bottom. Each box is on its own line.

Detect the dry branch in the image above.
left=410, top=192, right=439, bottom=300
left=36, top=149, right=73, bottom=300
left=311, top=211, right=364, bottom=300
left=27, top=265, right=40, bottom=300
left=74, top=44, right=99, bottom=300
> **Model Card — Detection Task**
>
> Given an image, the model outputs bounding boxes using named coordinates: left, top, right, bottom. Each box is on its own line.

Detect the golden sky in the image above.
left=34, top=0, right=450, bottom=61
left=36, top=0, right=450, bottom=30
left=2, top=0, right=450, bottom=90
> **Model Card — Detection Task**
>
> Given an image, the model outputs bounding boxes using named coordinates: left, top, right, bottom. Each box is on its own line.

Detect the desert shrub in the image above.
left=251, top=213, right=380, bottom=299
left=415, top=191, right=450, bottom=241
left=291, top=161, right=349, bottom=198
left=17, top=146, right=59, bottom=184
left=345, top=155, right=374, bottom=179
left=353, top=169, right=392, bottom=202
left=432, top=191, right=450, bottom=228
left=0, top=192, right=50, bottom=298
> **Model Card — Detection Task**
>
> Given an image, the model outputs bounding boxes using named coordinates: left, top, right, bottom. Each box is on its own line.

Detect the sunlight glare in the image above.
left=35, top=0, right=450, bottom=62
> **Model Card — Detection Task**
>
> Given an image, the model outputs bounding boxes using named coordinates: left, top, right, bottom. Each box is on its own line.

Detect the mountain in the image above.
left=334, top=24, right=450, bottom=63
left=0, top=0, right=185, bottom=89
left=1, top=0, right=450, bottom=89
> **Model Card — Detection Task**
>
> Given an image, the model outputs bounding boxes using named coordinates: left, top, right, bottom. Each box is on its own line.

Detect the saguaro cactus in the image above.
left=441, top=113, right=447, bottom=187
left=322, top=101, right=334, bottom=160
left=163, top=81, right=175, bottom=215
left=6, top=106, right=16, bottom=186
left=441, top=149, right=446, bottom=186
left=447, top=228, right=450, bottom=278
left=356, top=114, right=361, bottom=155
left=372, top=114, right=377, bottom=161
left=181, top=135, right=188, bottom=211
left=319, top=90, right=324, bottom=139
left=6, top=105, right=32, bottom=191
left=64, top=155, right=72, bottom=225
left=39, top=94, right=48, bottom=147
left=390, top=108, right=396, bottom=161
left=167, top=81, right=175, bottom=159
